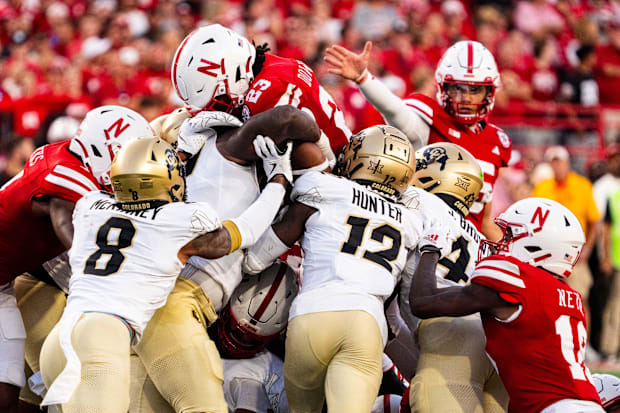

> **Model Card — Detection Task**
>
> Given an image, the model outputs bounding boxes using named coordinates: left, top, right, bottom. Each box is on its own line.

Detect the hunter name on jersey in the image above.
left=351, top=187, right=403, bottom=223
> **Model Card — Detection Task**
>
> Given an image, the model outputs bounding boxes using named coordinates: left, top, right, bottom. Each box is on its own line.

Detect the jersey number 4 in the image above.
left=84, top=217, right=136, bottom=276
left=340, top=215, right=402, bottom=272
left=438, top=236, right=471, bottom=283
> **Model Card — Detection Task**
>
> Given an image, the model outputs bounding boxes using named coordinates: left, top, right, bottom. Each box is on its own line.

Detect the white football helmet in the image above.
left=435, top=40, right=500, bottom=124
left=593, top=373, right=620, bottom=409
left=480, top=197, right=585, bottom=278
left=216, top=259, right=299, bottom=358
left=69, top=105, right=154, bottom=188
left=371, top=394, right=402, bottom=413
left=171, top=24, right=256, bottom=115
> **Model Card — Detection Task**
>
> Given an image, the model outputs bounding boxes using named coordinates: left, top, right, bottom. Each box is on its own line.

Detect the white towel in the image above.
left=41, top=311, right=82, bottom=406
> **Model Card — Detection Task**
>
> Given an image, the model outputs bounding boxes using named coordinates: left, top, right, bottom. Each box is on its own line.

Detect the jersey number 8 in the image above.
left=84, top=217, right=136, bottom=276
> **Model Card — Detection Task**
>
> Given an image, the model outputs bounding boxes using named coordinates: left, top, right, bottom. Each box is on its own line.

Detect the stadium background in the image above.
left=0, top=0, right=618, bottom=374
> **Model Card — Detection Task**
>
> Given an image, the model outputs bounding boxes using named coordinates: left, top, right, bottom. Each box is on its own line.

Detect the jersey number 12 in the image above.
left=340, top=215, right=402, bottom=272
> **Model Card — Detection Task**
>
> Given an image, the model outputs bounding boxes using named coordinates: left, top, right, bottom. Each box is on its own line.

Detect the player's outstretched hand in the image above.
left=254, top=135, right=293, bottom=184
left=324, top=41, right=372, bottom=82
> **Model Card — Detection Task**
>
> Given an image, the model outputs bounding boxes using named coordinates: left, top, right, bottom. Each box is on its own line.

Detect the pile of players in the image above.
left=0, top=23, right=618, bottom=413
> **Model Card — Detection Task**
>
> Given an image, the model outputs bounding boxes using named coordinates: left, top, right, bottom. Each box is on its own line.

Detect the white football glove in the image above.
left=177, top=111, right=243, bottom=157
left=187, top=110, right=243, bottom=131
left=419, top=222, right=452, bottom=258
left=253, top=135, right=293, bottom=183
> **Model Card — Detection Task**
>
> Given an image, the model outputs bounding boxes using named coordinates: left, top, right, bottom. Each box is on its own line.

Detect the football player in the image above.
left=217, top=260, right=298, bottom=413
left=242, top=125, right=448, bottom=412
left=130, top=105, right=323, bottom=413
left=409, top=197, right=605, bottom=413
left=39, top=134, right=292, bottom=412
left=325, top=40, right=511, bottom=241
left=0, top=105, right=153, bottom=413
left=399, top=143, right=508, bottom=412
left=171, top=23, right=351, bottom=165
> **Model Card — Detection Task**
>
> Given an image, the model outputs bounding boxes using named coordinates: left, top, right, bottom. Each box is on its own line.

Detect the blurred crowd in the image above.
left=0, top=0, right=620, bottom=361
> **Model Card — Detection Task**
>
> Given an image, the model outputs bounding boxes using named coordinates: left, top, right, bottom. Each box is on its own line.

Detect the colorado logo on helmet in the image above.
left=422, top=146, right=449, bottom=171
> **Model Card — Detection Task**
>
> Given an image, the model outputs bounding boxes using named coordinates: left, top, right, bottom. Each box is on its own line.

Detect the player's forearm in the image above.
left=409, top=251, right=444, bottom=318
left=357, top=74, right=427, bottom=149
left=228, top=180, right=287, bottom=250
left=248, top=105, right=320, bottom=145
left=243, top=201, right=314, bottom=274
left=50, top=197, right=76, bottom=249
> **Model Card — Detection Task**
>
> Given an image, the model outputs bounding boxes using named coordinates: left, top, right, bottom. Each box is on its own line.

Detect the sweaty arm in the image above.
left=243, top=201, right=317, bottom=274
left=409, top=251, right=518, bottom=320
left=220, top=105, right=321, bottom=163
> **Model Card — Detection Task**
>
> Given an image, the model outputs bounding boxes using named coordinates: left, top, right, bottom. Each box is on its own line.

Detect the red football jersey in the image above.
left=242, top=53, right=352, bottom=155
left=402, top=93, right=512, bottom=229
left=0, top=141, right=100, bottom=284
left=471, top=255, right=602, bottom=413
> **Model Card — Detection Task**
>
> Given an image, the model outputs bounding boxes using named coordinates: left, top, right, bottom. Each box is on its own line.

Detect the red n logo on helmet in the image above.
left=531, top=207, right=550, bottom=233
left=197, top=58, right=223, bottom=77
left=104, top=118, right=131, bottom=141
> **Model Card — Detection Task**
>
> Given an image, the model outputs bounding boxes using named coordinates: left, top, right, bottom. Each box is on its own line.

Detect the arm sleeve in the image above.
left=357, top=74, right=429, bottom=149
left=229, top=182, right=286, bottom=250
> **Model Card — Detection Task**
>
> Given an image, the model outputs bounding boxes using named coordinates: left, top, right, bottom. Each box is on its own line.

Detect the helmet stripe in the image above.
left=467, top=41, right=474, bottom=74
left=172, top=29, right=197, bottom=98
left=252, top=263, right=287, bottom=320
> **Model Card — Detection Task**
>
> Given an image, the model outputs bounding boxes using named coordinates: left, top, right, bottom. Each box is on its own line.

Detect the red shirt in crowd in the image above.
left=595, top=44, right=620, bottom=105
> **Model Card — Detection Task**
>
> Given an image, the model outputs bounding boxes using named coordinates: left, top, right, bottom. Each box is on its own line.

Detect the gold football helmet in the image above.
left=111, top=137, right=185, bottom=210
left=149, top=108, right=190, bottom=149
left=335, top=125, right=415, bottom=198
left=413, top=142, right=483, bottom=216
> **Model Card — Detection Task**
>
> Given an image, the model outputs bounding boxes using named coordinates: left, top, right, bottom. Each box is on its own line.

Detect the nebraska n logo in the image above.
left=197, top=58, right=222, bottom=77
left=104, top=118, right=131, bottom=141
left=531, top=206, right=550, bottom=233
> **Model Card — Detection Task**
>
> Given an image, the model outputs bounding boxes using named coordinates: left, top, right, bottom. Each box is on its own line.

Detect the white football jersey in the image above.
left=66, top=191, right=220, bottom=341
left=222, top=351, right=287, bottom=413
left=184, top=136, right=260, bottom=300
left=289, top=171, right=425, bottom=343
left=398, top=186, right=483, bottom=331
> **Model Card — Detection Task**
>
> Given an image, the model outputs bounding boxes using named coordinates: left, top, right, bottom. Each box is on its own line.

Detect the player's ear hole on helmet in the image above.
left=91, top=145, right=102, bottom=157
